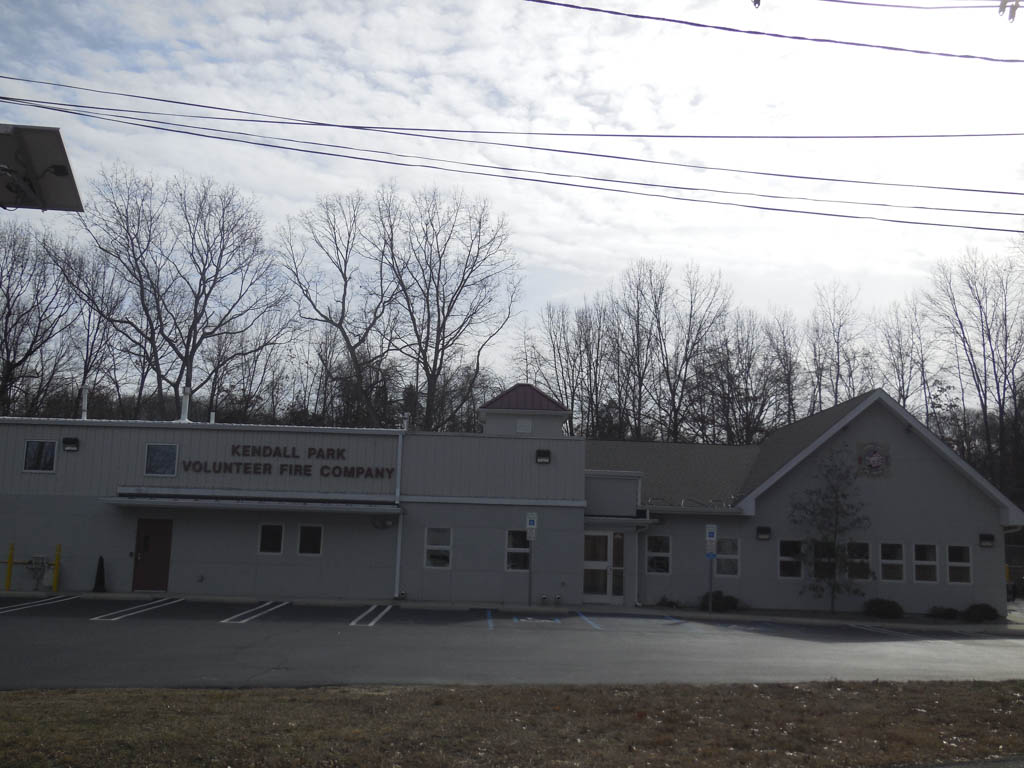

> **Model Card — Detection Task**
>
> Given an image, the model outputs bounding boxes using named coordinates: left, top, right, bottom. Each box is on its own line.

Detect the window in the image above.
left=880, top=542, right=904, bottom=581
left=506, top=530, right=530, bottom=571
left=24, top=440, right=55, bottom=472
left=716, top=537, right=739, bottom=576
left=298, top=525, right=323, bottom=556
left=515, top=417, right=533, bottom=434
left=145, top=443, right=177, bottom=476
left=914, top=544, right=937, bottom=582
left=947, top=545, right=971, bottom=584
left=812, top=541, right=836, bottom=580
left=846, top=541, right=871, bottom=580
left=779, top=540, right=802, bottom=578
left=259, top=524, right=283, bottom=554
left=425, top=527, right=451, bottom=569
left=646, top=535, right=671, bottom=574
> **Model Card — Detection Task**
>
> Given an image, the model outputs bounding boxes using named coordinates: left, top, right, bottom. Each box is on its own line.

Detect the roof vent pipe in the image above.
left=80, top=388, right=88, bottom=420
left=179, top=387, right=191, bottom=422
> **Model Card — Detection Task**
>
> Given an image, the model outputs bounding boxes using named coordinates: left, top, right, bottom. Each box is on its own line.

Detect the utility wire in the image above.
left=12, top=98, right=1022, bottom=235
left=814, top=0, right=1002, bottom=9
left=9, top=95, right=1021, bottom=219
left=3, top=75, right=1024, bottom=141
left=520, top=0, right=1024, bottom=63
left=3, top=80, right=1023, bottom=197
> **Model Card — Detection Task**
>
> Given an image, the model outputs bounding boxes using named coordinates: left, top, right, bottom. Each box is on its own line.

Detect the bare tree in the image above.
left=575, top=296, right=613, bottom=438
left=535, top=302, right=582, bottom=434
left=808, top=281, right=870, bottom=409
left=278, top=191, right=397, bottom=427
left=380, top=187, right=520, bottom=431
left=0, top=222, right=75, bottom=416
left=765, top=306, right=803, bottom=425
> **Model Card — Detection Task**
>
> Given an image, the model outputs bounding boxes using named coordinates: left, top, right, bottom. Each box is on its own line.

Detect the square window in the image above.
left=259, top=524, right=283, bottom=554
left=24, top=440, right=55, bottom=472
left=425, top=527, right=451, bottom=569
left=914, top=544, right=937, bottom=562
left=880, top=542, right=904, bottom=581
left=914, top=543, right=937, bottom=583
left=646, top=535, right=671, bottom=574
left=779, top=540, right=803, bottom=578
left=298, top=525, right=323, bottom=555
left=947, top=545, right=971, bottom=584
left=506, top=529, right=530, bottom=571
left=516, top=417, right=533, bottom=434
left=145, top=444, right=177, bottom=476
left=716, top=558, right=739, bottom=576
left=716, top=537, right=739, bottom=577
left=846, top=541, right=870, bottom=580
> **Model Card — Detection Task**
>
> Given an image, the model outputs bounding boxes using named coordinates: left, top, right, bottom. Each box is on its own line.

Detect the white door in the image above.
left=583, top=531, right=625, bottom=604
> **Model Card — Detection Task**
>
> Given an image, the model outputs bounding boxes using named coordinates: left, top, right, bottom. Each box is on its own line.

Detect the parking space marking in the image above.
left=349, top=604, right=379, bottom=626
left=91, top=597, right=183, bottom=621
left=220, top=600, right=289, bottom=624
left=486, top=609, right=494, bottom=630
left=367, top=605, right=392, bottom=626
left=512, top=616, right=561, bottom=623
left=847, top=623, right=916, bottom=638
left=0, top=595, right=79, bottom=615
left=577, top=611, right=602, bottom=630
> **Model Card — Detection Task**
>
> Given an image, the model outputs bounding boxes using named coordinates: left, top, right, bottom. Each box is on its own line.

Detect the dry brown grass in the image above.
left=1, top=681, right=1023, bottom=767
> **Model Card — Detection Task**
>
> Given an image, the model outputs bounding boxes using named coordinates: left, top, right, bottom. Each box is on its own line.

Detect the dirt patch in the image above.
left=1, top=681, right=1023, bottom=767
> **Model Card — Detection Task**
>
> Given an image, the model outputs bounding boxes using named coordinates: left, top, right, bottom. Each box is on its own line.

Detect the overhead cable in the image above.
left=520, top=0, right=1024, bottom=63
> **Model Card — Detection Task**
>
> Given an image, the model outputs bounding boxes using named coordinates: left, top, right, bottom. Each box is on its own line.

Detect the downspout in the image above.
left=392, top=414, right=408, bottom=599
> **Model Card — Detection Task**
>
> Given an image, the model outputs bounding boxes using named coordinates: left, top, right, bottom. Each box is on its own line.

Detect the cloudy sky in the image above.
left=2, top=0, right=1022, bottom=325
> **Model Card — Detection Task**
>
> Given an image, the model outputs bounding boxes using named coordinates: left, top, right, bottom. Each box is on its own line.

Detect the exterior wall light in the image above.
left=62, top=437, right=80, bottom=452
left=979, top=533, right=995, bottom=548
left=535, top=449, right=551, bottom=465
left=756, top=526, right=772, bottom=540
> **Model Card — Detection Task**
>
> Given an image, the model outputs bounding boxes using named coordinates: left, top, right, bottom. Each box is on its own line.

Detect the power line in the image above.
left=3, top=78, right=1022, bottom=198
left=520, top=0, right=1024, bottom=63
left=11, top=98, right=1021, bottom=235
left=9, top=95, right=1021, bottom=220
left=814, top=0, right=1002, bottom=9
left=3, top=75, right=1024, bottom=141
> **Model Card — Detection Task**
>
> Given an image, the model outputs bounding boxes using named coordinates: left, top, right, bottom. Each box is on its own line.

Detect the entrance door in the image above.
left=132, top=519, right=173, bottom=591
left=583, top=531, right=624, bottom=604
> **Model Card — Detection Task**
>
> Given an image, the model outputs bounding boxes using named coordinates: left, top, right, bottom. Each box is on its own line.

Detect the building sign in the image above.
left=180, top=443, right=394, bottom=480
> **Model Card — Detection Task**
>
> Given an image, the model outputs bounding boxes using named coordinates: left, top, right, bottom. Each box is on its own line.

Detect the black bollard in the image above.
left=93, top=556, right=106, bottom=593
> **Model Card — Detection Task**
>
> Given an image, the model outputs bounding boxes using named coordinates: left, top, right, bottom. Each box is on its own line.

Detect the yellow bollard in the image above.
left=52, top=544, right=61, bottom=592
left=5, top=544, right=12, bottom=591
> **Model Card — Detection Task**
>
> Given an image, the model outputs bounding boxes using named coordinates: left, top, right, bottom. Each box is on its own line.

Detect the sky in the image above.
left=2, top=0, right=1023, bottom=329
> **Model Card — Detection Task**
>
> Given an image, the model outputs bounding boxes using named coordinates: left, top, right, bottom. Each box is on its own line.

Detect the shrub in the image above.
left=962, top=603, right=1000, bottom=622
left=864, top=598, right=904, bottom=619
left=927, top=606, right=960, bottom=620
left=699, top=590, right=739, bottom=612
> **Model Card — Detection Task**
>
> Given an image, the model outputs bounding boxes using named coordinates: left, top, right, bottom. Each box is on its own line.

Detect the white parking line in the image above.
left=91, top=597, right=182, bottom=621
left=577, top=611, right=602, bottom=630
left=349, top=604, right=379, bottom=626
left=0, top=595, right=79, bottom=615
left=220, top=600, right=289, bottom=624
left=847, top=623, right=915, bottom=638
left=367, top=605, right=392, bottom=626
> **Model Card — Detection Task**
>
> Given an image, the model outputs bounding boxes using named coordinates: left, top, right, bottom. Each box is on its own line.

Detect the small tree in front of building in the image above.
left=789, top=447, right=871, bottom=613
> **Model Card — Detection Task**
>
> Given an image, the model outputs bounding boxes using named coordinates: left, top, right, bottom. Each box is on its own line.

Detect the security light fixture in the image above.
left=61, top=437, right=79, bottom=452
left=979, top=533, right=995, bottom=548
left=756, top=526, right=772, bottom=540
left=535, top=449, right=551, bottom=464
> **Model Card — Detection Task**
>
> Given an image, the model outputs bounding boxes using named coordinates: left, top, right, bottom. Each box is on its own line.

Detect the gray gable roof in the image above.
left=586, top=440, right=759, bottom=509
left=480, top=383, right=569, bottom=413
left=734, top=389, right=879, bottom=500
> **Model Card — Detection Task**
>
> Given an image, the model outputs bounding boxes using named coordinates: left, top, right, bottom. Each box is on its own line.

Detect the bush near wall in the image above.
left=863, top=598, right=904, bottom=619
left=962, top=603, right=1000, bottom=622
left=699, top=591, right=740, bottom=612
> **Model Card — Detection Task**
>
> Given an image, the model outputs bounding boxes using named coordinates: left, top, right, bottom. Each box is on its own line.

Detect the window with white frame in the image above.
left=880, top=542, right=904, bottom=581
left=846, top=541, right=871, bottom=580
left=258, top=523, right=283, bottom=554
left=425, top=527, right=451, bottom=568
left=812, top=541, right=836, bottom=580
left=506, top=530, right=530, bottom=571
left=145, top=443, right=177, bottom=476
left=716, top=537, right=739, bottom=576
left=298, top=525, right=323, bottom=556
left=646, top=535, right=671, bottom=574
left=779, top=540, right=803, bottom=578
left=914, top=543, right=937, bottom=582
left=947, top=545, right=971, bottom=583
left=24, top=440, right=56, bottom=472
left=515, top=417, right=533, bottom=434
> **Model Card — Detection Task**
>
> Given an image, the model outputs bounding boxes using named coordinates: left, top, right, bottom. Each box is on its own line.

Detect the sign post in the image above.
left=705, top=524, right=717, bottom=614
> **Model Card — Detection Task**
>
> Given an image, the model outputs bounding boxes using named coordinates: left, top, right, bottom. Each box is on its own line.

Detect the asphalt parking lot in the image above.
left=1, top=593, right=1022, bottom=689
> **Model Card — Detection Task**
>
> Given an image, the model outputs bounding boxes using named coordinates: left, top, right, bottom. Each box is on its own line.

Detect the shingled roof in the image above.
left=480, top=383, right=569, bottom=413
left=585, top=390, right=881, bottom=511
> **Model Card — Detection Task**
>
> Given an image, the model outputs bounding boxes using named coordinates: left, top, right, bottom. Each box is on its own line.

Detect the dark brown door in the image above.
left=132, top=519, right=173, bottom=591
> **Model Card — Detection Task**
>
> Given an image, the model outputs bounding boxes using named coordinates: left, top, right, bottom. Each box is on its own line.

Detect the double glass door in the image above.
left=583, top=531, right=624, bottom=604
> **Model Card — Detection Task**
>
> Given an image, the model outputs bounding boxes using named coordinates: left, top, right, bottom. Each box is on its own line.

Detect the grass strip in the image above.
left=1, top=680, right=1023, bottom=767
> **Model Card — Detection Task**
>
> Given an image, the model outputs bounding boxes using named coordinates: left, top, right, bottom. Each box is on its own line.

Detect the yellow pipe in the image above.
left=4, top=544, right=12, bottom=591
left=52, top=544, right=61, bottom=592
